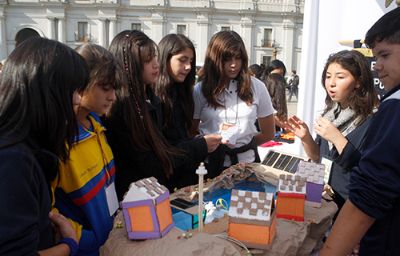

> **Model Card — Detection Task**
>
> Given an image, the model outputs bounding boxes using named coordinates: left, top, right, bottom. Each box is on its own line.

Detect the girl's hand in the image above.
left=203, top=134, right=222, bottom=153
left=314, top=117, right=342, bottom=143
left=49, top=211, right=78, bottom=244
left=284, top=115, right=310, bottom=140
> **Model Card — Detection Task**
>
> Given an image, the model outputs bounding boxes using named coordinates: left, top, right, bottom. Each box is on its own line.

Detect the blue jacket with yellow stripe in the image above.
left=52, top=113, right=115, bottom=256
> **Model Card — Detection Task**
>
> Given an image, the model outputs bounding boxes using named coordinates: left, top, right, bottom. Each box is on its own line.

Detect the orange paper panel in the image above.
left=156, top=199, right=173, bottom=231
left=277, top=197, right=305, bottom=217
left=128, top=206, right=154, bottom=232
left=228, top=223, right=270, bottom=245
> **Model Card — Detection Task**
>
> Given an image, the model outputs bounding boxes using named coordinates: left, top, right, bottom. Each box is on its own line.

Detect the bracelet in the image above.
left=58, top=238, right=78, bottom=256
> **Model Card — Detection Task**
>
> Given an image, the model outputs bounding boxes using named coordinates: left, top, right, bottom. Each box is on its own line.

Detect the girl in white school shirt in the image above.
left=192, top=30, right=275, bottom=177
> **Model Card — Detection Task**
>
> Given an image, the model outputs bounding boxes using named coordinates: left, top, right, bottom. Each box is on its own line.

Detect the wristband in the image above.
left=58, top=238, right=78, bottom=256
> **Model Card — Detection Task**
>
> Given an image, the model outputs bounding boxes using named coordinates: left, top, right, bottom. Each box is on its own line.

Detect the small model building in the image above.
left=121, top=177, right=174, bottom=240
left=276, top=174, right=306, bottom=221
left=296, top=160, right=325, bottom=208
left=228, top=189, right=276, bottom=249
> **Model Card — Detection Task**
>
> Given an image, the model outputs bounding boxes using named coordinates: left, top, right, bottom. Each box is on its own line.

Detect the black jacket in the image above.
left=350, top=86, right=400, bottom=256
left=105, top=88, right=207, bottom=200
left=0, top=139, right=54, bottom=255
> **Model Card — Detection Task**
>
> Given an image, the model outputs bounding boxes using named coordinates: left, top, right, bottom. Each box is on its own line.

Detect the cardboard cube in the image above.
left=121, top=177, right=174, bottom=239
left=296, top=161, right=325, bottom=207
left=228, top=189, right=276, bottom=249
left=276, top=174, right=306, bottom=221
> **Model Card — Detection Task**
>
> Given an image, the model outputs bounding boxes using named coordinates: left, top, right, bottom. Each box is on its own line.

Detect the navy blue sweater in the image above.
left=349, top=86, right=400, bottom=255
left=0, top=140, right=54, bottom=255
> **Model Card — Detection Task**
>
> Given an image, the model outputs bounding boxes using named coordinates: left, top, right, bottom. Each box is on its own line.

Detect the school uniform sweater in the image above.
left=106, top=88, right=207, bottom=200
left=349, top=86, right=400, bottom=255
left=53, top=113, right=115, bottom=256
left=0, top=140, right=54, bottom=255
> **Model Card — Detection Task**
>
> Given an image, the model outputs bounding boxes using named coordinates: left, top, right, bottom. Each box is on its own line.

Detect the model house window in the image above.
left=263, top=28, right=273, bottom=47
left=221, top=26, right=230, bottom=31
left=177, top=24, right=187, bottom=35
left=77, top=22, right=88, bottom=42
left=131, top=23, right=142, bottom=31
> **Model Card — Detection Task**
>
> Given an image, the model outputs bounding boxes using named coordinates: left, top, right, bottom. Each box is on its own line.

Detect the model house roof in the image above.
left=278, top=174, right=307, bottom=194
left=228, top=189, right=274, bottom=222
left=296, top=161, right=325, bottom=185
left=122, top=177, right=168, bottom=202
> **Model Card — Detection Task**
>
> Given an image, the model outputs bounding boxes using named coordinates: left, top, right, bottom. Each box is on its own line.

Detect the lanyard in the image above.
left=81, top=119, right=112, bottom=185
left=223, top=90, right=239, bottom=125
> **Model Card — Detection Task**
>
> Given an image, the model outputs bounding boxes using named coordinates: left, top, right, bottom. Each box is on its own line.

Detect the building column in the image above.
left=196, top=13, right=210, bottom=66
left=150, top=11, right=166, bottom=43
left=282, top=19, right=295, bottom=69
left=48, top=17, right=55, bottom=39
left=98, top=19, right=106, bottom=46
left=58, top=18, right=65, bottom=43
left=240, top=16, right=256, bottom=64
left=0, top=16, right=7, bottom=60
left=109, top=19, right=116, bottom=45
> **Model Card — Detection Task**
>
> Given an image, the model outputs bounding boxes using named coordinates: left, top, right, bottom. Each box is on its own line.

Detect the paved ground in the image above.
left=287, top=95, right=298, bottom=116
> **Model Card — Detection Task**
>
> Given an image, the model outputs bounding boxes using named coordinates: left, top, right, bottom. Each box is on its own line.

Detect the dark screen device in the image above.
left=170, top=198, right=196, bottom=209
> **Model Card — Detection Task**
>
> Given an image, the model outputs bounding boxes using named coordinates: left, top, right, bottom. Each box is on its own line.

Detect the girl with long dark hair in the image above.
left=193, top=30, right=275, bottom=177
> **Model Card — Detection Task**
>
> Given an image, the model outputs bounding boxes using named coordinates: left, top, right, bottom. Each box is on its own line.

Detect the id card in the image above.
left=321, top=157, right=333, bottom=185
left=105, top=182, right=119, bottom=216
left=220, top=123, right=240, bottom=145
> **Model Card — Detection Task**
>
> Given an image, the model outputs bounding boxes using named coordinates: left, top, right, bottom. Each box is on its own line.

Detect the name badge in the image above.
left=105, top=182, right=119, bottom=216
left=220, top=123, right=240, bottom=145
left=321, top=157, right=333, bottom=184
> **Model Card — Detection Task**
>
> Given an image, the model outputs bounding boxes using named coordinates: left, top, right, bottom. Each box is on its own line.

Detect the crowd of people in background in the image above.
left=1, top=7, right=400, bottom=256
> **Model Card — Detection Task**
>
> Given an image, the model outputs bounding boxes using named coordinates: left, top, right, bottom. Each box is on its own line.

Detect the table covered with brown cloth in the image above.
left=100, top=163, right=337, bottom=256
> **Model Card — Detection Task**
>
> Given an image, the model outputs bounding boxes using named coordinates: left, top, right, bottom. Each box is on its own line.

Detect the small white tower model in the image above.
left=196, top=162, right=207, bottom=232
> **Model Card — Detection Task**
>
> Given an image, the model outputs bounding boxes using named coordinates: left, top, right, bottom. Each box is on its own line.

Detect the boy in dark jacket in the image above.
left=321, top=7, right=400, bottom=256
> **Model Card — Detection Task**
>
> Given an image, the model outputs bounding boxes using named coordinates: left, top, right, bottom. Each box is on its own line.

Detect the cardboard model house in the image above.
left=296, top=161, right=325, bottom=208
left=276, top=174, right=306, bottom=221
left=121, top=177, right=174, bottom=240
left=228, top=189, right=276, bottom=249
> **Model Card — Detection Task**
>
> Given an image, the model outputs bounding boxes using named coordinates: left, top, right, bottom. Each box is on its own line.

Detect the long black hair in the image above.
left=0, top=37, right=89, bottom=178
left=108, top=30, right=179, bottom=177
left=155, top=33, right=196, bottom=130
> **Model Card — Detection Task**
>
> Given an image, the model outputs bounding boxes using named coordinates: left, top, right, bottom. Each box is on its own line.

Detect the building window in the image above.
left=131, top=23, right=142, bottom=31
left=262, top=56, right=272, bottom=66
left=77, top=22, right=89, bottom=42
left=262, top=28, right=273, bottom=47
left=221, top=26, right=230, bottom=31
left=177, top=24, right=187, bottom=35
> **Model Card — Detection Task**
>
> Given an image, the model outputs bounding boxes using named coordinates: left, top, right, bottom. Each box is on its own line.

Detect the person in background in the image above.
left=15, top=28, right=40, bottom=48
left=52, top=43, right=120, bottom=255
left=0, top=37, right=89, bottom=256
left=285, top=50, right=378, bottom=219
left=321, top=7, right=400, bottom=255
left=261, top=59, right=287, bottom=80
left=155, top=33, right=221, bottom=188
left=264, top=73, right=288, bottom=132
left=106, top=30, right=212, bottom=199
left=288, top=69, right=299, bottom=102
left=193, top=30, right=275, bottom=178
left=249, top=63, right=262, bottom=79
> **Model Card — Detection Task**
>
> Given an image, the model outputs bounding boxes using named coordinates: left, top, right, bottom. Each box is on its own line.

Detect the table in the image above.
left=100, top=164, right=338, bottom=256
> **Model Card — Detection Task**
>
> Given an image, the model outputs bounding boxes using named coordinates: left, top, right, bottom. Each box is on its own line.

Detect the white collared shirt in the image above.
left=193, top=76, right=274, bottom=165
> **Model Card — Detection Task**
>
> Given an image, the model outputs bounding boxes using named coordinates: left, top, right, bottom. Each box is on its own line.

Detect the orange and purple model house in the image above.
left=276, top=174, right=306, bottom=221
left=228, top=189, right=276, bottom=249
left=121, top=177, right=174, bottom=240
left=296, top=161, right=325, bottom=208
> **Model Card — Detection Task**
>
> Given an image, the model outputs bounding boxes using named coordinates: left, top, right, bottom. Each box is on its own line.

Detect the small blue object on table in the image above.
left=171, top=175, right=277, bottom=231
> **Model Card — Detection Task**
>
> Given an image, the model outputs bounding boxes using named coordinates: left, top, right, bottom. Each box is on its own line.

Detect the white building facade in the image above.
left=0, top=0, right=304, bottom=70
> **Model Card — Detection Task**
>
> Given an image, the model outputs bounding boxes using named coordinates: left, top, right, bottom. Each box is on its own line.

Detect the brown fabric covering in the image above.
left=101, top=163, right=338, bottom=256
